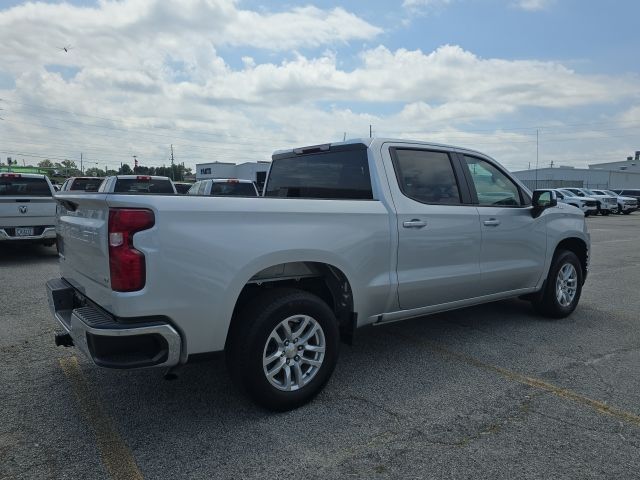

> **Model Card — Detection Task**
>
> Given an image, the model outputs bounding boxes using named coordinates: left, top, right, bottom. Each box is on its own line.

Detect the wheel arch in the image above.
left=225, top=261, right=356, bottom=348
left=554, top=237, right=588, bottom=283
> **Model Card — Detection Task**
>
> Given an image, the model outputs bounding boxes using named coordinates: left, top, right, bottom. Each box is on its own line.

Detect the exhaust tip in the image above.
left=55, top=332, right=74, bottom=347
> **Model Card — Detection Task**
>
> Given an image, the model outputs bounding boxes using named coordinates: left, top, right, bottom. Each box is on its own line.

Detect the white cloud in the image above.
left=512, top=0, right=555, bottom=11
left=0, top=0, right=637, bottom=172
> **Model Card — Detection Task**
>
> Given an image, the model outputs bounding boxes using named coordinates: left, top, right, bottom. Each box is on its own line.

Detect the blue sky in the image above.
left=0, top=0, right=638, bottom=171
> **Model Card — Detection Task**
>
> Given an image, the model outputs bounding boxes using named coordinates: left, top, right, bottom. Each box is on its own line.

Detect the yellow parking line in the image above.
left=59, top=356, right=144, bottom=480
left=418, top=339, right=640, bottom=428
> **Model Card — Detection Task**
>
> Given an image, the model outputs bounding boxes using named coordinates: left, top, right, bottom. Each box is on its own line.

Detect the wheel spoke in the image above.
left=270, top=330, right=285, bottom=347
left=266, top=358, right=286, bottom=377
left=281, top=321, right=293, bottom=341
left=304, top=344, right=325, bottom=353
left=291, top=317, right=310, bottom=339
left=301, top=357, right=322, bottom=368
left=282, top=365, right=292, bottom=390
left=263, top=350, right=282, bottom=367
left=292, top=362, right=305, bottom=387
left=299, top=323, right=320, bottom=344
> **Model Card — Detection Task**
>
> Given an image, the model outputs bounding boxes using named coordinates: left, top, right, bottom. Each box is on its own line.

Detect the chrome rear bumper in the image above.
left=46, top=278, right=181, bottom=369
left=0, top=226, right=56, bottom=241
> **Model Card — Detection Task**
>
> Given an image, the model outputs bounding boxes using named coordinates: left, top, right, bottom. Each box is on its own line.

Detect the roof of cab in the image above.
left=272, top=137, right=489, bottom=159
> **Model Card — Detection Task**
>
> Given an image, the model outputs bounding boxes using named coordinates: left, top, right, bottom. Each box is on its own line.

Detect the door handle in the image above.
left=483, top=218, right=501, bottom=227
left=403, top=219, right=427, bottom=229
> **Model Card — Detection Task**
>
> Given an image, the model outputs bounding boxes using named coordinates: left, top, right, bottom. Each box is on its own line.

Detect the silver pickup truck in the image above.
left=47, top=139, right=590, bottom=410
left=0, top=173, right=57, bottom=246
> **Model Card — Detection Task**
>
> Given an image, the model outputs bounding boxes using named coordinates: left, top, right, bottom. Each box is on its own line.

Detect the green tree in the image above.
left=119, top=163, right=133, bottom=175
left=54, top=160, right=81, bottom=176
left=85, top=167, right=106, bottom=177
left=38, top=159, right=54, bottom=169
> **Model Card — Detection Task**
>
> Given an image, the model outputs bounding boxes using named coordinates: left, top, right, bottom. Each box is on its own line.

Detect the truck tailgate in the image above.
left=57, top=194, right=112, bottom=300
left=0, top=197, right=56, bottom=226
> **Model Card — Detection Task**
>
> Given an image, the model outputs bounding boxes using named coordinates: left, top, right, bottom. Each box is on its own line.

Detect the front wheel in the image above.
left=623, top=210, right=631, bottom=215
left=226, top=288, right=340, bottom=411
left=601, top=210, right=610, bottom=216
left=531, top=250, right=583, bottom=318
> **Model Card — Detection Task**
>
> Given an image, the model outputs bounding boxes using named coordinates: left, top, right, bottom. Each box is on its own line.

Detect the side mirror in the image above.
left=531, top=190, right=557, bottom=217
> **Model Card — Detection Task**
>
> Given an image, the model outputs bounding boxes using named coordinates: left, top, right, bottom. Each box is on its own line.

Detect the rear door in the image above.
left=459, top=154, right=546, bottom=296
left=382, top=144, right=482, bottom=310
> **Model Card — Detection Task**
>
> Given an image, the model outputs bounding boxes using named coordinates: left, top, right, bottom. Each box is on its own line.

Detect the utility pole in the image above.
left=105, top=165, right=107, bottom=177
left=80, top=153, right=83, bottom=174
left=534, top=128, right=539, bottom=189
left=133, top=155, right=137, bottom=174
left=170, top=144, right=175, bottom=181
left=343, top=132, right=346, bottom=142
left=369, top=125, right=372, bottom=138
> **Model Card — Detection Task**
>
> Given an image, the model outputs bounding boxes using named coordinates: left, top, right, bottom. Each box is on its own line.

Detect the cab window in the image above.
left=464, top=156, right=523, bottom=207
left=391, top=149, right=461, bottom=205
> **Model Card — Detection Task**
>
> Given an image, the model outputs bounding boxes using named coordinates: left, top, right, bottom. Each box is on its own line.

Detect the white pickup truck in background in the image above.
left=47, top=138, right=590, bottom=410
left=0, top=173, right=57, bottom=246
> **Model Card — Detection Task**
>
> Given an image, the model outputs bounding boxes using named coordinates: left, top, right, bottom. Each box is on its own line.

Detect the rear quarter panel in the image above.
left=98, top=195, right=394, bottom=354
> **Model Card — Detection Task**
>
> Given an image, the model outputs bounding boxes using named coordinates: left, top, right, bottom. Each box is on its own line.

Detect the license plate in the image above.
left=15, top=227, right=34, bottom=237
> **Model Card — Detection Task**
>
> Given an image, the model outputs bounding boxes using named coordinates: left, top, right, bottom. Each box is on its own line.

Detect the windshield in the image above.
left=582, top=189, right=595, bottom=195
left=0, top=176, right=51, bottom=196
left=211, top=182, right=257, bottom=196
left=603, top=190, right=618, bottom=196
left=558, top=189, right=575, bottom=197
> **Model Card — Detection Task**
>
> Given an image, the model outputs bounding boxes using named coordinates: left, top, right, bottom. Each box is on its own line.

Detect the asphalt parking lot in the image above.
left=2, top=214, right=640, bottom=480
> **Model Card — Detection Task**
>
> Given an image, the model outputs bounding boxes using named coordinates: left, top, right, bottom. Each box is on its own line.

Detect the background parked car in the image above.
left=613, top=189, right=640, bottom=206
left=554, top=189, right=598, bottom=216
left=60, top=177, right=104, bottom=192
left=597, top=189, right=638, bottom=215
left=0, top=173, right=57, bottom=247
left=98, top=175, right=177, bottom=194
left=187, top=178, right=259, bottom=197
left=173, top=182, right=193, bottom=194
left=564, top=188, right=618, bottom=215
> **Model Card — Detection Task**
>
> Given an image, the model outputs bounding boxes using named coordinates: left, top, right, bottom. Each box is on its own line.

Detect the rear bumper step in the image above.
left=46, top=278, right=181, bottom=369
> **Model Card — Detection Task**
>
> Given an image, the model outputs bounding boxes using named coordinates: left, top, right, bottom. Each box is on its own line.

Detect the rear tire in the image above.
left=531, top=250, right=583, bottom=319
left=226, top=288, right=340, bottom=411
left=623, top=210, right=631, bottom=215
left=601, top=210, right=610, bottom=216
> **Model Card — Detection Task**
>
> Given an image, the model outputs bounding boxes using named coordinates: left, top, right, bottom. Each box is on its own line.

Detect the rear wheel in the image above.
left=226, top=288, right=340, bottom=411
left=601, top=210, right=610, bottom=216
left=623, top=210, right=632, bottom=215
left=531, top=250, right=583, bottom=318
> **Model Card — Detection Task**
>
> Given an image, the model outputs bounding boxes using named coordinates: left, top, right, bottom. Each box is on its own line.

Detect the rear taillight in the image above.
left=1, top=173, right=20, bottom=178
left=108, top=208, right=155, bottom=292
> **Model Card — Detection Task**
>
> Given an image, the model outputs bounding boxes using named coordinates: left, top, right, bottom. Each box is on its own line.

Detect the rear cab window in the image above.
left=114, top=178, right=174, bottom=194
left=0, top=175, right=52, bottom=197
left=265, top=144, right=373, bottom=199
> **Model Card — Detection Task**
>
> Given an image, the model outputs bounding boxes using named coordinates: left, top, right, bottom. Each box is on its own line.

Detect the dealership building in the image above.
left=513, top=151, right=640, bottom=190
left=195, top=161, right=271, bottom=187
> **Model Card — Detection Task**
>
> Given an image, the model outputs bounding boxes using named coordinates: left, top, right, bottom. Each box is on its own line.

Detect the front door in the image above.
left=385, top=146, right=482, bottom=310
left=461, top=154, right=547, bottom=296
